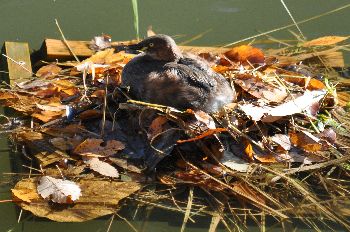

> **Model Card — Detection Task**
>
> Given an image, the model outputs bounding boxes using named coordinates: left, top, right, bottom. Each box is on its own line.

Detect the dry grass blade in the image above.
left=55, top=19, right=80, bottom=62
left=184, top=161, right=288, bottom=219
left=223, top=3, right=350, bottom=47
left=181, top=187, right=194, bottom=232
left=280, top=0, right=305, bottom=39
left=260, top=165, right=350, bottom=229
left=208, top=213, right=221, bottom=232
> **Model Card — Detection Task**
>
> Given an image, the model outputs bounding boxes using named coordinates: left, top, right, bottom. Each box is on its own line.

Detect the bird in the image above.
left=121, top=34, right=234, bottom=113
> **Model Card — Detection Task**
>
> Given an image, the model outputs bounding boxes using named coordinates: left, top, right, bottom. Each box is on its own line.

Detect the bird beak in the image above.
left=113, top=43, right=144, bottom=54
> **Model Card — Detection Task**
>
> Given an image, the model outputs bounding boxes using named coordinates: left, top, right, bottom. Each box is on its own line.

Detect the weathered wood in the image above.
left=41, top=39, right=230, bottom=60
left=41, top=39, right=344, bottom=68
left=1, top=42, right=33, bottom=85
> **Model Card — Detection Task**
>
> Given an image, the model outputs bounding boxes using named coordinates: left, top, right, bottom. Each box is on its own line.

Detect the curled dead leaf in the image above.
left=224, top=45, right=265, bottom=64
left=74, top=138, right=125, bottom=157
left=36, top=64, right=62, bottom=78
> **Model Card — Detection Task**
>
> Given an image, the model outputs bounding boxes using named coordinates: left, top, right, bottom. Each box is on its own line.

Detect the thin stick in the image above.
left=55, top=19, right=80, bottom=62
left=106, top=214, right=115, bottom=232
left=280, top=0, right=305, bottom=39
left=223, top=3, right=350, bottom=47
left=1, top=54, right=34, bottom=75
left=115, top=213, right=139, bottom=232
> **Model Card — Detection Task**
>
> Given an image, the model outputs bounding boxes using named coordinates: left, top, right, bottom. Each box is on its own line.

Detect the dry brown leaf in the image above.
left=32, top=110, right=64, bottom=122
left=74, top=138, right=125, bottom=157
left=253, top=154, right=277, bottom=163
left=0, top=91, right=17, bottom=100
left=235, top=74, right=287, bottom=103
left=11, top=188, right=37, bottom=203
left=35, top=151, right=72, bottom=167
left=303, top=36, right=348, bottom=47
left=289, top=131, right=322, bottom=152
left=85, top=157, right=119, bottom=178
left=224, top=45, right=265, bottom=64
left=12, top=177, right=141, bottom=222
left=78, top=109, right=102, bottom=120
left=42, top=124, right=86, bottom=137
left=37, top=176, right=81, bottom=203
left=177, top=128, right=227, bottom=144
left=109, top=157, right=142, bottom=173
left=283, top=75, right=326, bottom=90
left=36, top=64, right=62, bottom=78
left=243, top=139, right=254, bottom=161
left=147, top=115, right=168, bottom=139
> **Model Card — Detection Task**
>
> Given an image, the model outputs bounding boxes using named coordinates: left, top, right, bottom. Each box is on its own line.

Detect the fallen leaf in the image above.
left=37, top=176, right=81, bottom=203
left=318, top=128, right=336, bottom=144
left=78, top=109, right=102, bottom=120
left=235, top=74, right=287, bottom=103
left=289, top=131, right=323, bottom=152
left=240, top=90, right=326, bottom=122
left=271, top=134, right=291, bottom=151
left=11, top=188, right=36, bottom=203
left=177, top=128, right=227, bottom=144
left=36, top=64, right=62, bottom=78
left=275, top=150, right=323, bottom=164
left=147, top=115, right=168, bottom=139
left=12, top=177, right=141, bottom=222
left=0, top=91, right=18, bottom=99
left=32, top=110, right=64, bottom=122
left=17, top=79, right=51, bottom=90
left=74, top=138, right=125, bottom=157
left=85, top=157, right=119, bottom=178
left=109, top=157, right=142, bottom=173
left=36, top=103, right=66, bottom=112
left=224, top=45, right=265, bottom=64
left=243, top=139, right=254, bottom=161
left=221, top=151, right=249, bottom=172
left=253, top=154, right=277, bottom=163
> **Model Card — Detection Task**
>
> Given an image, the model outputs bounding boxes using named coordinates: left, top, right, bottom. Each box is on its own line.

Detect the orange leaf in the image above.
left=36, top=64, right=62, bottom=78
left=148, top=116, right=168, bottom=139
left=78, top=109, right=102, bottom=120
left=243, top=139, right=254, bottom=161
left=177, top=128, right=227, bottom=144
left=289, top=131, right=322, bottom=152
left=32, top=110, right=64, bottom=122
left=254, top=154, right=277, bottom=163
left=211, top=65, right=230, bottom=73
left=224, top=45, right=265, bottom=64
left=0, top=91, right=17, bottom=100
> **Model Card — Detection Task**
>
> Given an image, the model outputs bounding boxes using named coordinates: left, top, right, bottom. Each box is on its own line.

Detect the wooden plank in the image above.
left=1, top=42, right=33, bottom=85
left=41, top=39, right=230, bottom=60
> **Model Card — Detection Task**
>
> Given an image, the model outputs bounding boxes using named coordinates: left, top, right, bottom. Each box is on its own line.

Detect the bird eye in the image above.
left=149, top=43, right=154, bottom=47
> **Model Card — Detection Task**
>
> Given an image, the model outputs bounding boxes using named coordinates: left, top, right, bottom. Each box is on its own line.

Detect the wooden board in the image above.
left=41, top=39, right=230, bottom=60
left=1, top=42, right=33, bottom=85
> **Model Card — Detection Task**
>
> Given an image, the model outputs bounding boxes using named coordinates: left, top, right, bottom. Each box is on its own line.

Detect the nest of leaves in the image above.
left=1, top=35, right=350, bottom=230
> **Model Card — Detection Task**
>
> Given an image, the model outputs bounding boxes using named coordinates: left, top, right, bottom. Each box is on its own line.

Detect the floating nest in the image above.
left=1, top=35, right=350, bottom=231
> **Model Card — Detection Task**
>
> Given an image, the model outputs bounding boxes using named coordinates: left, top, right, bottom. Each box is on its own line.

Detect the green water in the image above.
left=1, top=0, right=350, bottom=231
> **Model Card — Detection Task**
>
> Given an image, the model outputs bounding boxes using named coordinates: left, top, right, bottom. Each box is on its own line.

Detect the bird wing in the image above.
left=164, top=58, right=217, bottom=91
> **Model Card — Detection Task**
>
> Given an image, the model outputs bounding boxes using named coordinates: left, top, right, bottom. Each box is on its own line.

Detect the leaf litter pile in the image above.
left=1, top=35, right=350, bottom=230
